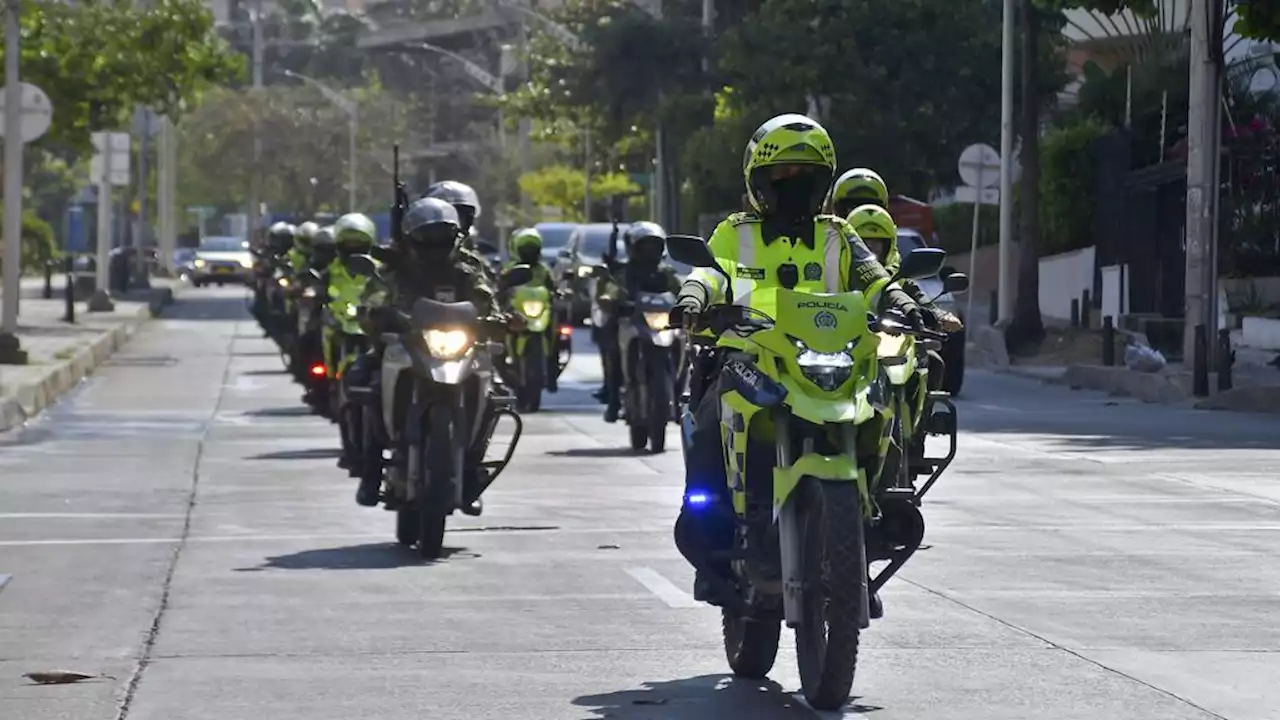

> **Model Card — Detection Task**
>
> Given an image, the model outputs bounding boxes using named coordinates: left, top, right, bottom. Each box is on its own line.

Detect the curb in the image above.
left=0, top=287, right=177, bottom=433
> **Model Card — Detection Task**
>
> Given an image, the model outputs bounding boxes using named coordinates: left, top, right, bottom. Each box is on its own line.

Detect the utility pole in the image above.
left=0, top=0, right=25, bottom=362
left=997, top=0, right=1014, bottom=323
left=247, top=0, right=264, bottom=246
left=1183, top=0, right=1219, bottom=365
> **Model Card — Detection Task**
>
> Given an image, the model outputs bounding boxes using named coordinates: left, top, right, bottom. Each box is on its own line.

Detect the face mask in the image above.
left=771, top=173, right=820, bottom=221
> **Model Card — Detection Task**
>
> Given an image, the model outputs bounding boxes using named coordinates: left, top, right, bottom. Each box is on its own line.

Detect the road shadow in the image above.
left=573, top=674, right=862, bottom=719
left=235, top=543, right=478, bottom=571
left=243, top=406, right=313, bottom=417
left=247, top=447, right=341, bottom=460
left=239, top=368, right=287, bottom=376
left=545, top=447, right=644, bottom=459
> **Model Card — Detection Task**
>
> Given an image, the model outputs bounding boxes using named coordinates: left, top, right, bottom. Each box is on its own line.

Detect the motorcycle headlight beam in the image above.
left=644, top=311, right=670, bottom=331
left=520, top=300, right=547, bottom=318
left=345, top=305, right=358, bottom=317
left=423, top=328, right=474, bottom=360
left=796, top=346, right=855, bottom=392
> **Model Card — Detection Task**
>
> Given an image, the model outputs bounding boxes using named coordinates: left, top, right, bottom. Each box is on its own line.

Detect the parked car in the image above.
left=897, top=228, right=966, bottom=395
left=552, top=223, right=627, bottom=324
left=191, top=236, right=253, bottom=286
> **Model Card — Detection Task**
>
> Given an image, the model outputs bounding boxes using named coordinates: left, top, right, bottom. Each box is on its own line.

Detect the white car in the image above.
left=191, top=236, right=253, bottom=286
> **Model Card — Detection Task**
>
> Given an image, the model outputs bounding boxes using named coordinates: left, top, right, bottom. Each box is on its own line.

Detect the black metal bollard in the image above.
left=1217, top=328, right=1233, bottom=391
left=1070, top=298, right=1080, bottom=328
left=62, top=255, right=75, bottom=323
left=42, top=260, right=54, bottom=299
left=1081, top=290, right=1092, bottom=329
left=1102, top=315, right=1115, bottom=366
left=1193, top=324, right=1209, bottom=397
left=989, top=290, right=998, bottom=326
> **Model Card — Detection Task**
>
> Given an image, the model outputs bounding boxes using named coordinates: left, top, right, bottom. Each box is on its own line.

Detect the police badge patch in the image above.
left=803, top=262, right=822, bottom=281
left=814, top=310, right=838, bottom=329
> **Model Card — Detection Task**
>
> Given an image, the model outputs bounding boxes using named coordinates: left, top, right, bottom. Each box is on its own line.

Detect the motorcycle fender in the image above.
left=651, top=328, right=677, bottom=348
left=423, top=353, right=472, bottom=386
left=526, top=314, right=550, bottom=333
left=884, top=358, right=914, bottom=386
left=776, top=471, right=869, bottom=629
left=772, top=452, right=861, bottom=519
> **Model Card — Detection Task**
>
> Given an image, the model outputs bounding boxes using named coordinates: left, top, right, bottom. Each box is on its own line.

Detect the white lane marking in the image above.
left=625, top=566, right=701, bottom=608
left=0, top=573, right=10, bottom=593
left=0, top=513, right=186, bottom=520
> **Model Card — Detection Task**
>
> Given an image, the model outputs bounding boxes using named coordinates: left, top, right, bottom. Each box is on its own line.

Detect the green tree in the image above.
left=517, top=165, right=640, bottom=222
left=177, top=85, right=410, bottom=215
left=4, top=0, right=243, bottom=153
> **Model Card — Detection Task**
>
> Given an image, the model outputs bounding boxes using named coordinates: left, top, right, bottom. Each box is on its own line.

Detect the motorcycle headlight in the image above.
left=345, top=305, right=358, bottom=317
left=277, top=277, right=290, bottom=288
left=644, top=311, right=670, bottom=331
left=520, top=300, right=546, bottom=318
left=193, top=259, right=206, bottom=268
left=302, top=287, right=317, bottom=299
left=796, top=348, right=855, bottom=391
left=424, top=329, right=473, bottom=360
left=239, top=258, right=254, bottom=269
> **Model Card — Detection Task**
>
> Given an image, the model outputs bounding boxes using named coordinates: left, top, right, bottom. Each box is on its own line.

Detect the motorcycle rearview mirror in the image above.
left=666, top=234, right=731, bottom=304
left=899, top=247, right=947, bottom=280
left=942, top=272, right=969, bottom=294
left=369, top=245, right=395, bottom=264
left=343, top=254, right=378, bottom=278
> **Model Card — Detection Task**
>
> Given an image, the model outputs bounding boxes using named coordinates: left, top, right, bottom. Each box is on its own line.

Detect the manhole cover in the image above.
left=104, top=355, right=179, bottom=367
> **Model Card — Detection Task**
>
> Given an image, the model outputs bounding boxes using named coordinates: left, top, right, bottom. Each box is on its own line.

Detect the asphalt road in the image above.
left=2, top=287, right=1279, bottom=720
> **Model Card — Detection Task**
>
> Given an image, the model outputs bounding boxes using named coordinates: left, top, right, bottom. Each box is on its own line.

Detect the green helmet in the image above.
left=830, top=168, right=889, bottom=215
left=511, top=227, right=543, bottom=264
left=295, top=221, right=320, bottom=249
left=334, top=213, right=377, bottom=252
left=742, top=114, right=836, bottom=215
left=846, top=203, right=900, bottom=273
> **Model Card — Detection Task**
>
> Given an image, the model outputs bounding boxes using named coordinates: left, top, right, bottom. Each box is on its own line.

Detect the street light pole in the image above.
left=1183, top=0, right=1220, bottom=367
left=282, top=70, right=358, bottom=210
left=997, top=0, right=1015, bottom=323
left=248, top=0, right=263, bottom=246
left=0, top=0, right=26, bottom=362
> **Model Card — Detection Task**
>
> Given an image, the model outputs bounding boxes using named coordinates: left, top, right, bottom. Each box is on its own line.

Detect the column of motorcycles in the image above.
left=246, top=206, right=969, bottom=713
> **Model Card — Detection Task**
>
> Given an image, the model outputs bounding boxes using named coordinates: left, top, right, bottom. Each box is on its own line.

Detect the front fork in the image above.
left=776, top=419, right=870, bottom=630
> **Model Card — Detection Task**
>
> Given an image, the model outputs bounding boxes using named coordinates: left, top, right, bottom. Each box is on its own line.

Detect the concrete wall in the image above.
left=1039, top=246, right=1096, bottom=321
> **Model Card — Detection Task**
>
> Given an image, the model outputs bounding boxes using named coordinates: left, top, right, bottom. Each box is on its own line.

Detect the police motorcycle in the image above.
left=666, top=234, right=951, bottom=710
left=877, top=267, right=969, bottom=497
left=342, top=252, right=532, bottom=559
left=501, top=272, right=573, bottom=414
left=589, top=263, right=683, bottom=452
left=324, top=275, right=372, bottom=464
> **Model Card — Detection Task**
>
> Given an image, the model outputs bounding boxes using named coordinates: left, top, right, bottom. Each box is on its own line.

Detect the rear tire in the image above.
left=723, top=610, right=781, bottom=679
left=628, top=423, right=647, bottom=451
left=941, top=329, right=966, bottom=396
left=795, top=480, right=865, bottom=711
left=518, top=338, right=544, bottom=413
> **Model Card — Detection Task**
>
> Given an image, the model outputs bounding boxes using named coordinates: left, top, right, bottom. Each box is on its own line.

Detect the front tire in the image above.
left=517, top=337, right=544, bottom=413
left=647, top=357, right=670, bottom=454
left=723, top=611, right=781, bottom=679
left=415, top=404, right=457, bottom=560
left=795, top=480, right=865, bottom=711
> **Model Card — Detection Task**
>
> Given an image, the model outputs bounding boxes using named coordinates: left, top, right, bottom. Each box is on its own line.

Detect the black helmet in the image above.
left=628, top=221, right=666, bottom=266
left=402, top=197, right=461, bottom=250
left=266, top=221, right=295, bottom=254
left=423, top=180, right=481, bottom=231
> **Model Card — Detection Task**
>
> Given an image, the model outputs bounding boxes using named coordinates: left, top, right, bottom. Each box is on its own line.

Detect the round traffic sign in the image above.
left=0, top=83, right=53, bottom=143
left=958, top=143, right=1001, bottom=189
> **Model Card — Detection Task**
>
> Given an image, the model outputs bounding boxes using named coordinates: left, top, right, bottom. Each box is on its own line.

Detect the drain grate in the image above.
left=104, top=355, right=179, bottom=367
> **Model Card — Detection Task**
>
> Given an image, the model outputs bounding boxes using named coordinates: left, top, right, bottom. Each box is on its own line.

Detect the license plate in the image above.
left=216, top=267, right=232, bottom=274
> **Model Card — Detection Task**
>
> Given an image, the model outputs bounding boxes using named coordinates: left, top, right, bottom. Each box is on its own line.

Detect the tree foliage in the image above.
left=4, top=0, right=244, bottom=152
left=177, top=85, right=411, bottom=215
left=517, top=165, right=640, bottom=222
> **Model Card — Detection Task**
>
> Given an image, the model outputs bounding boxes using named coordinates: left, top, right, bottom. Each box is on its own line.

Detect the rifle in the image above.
left=390, top=144, right=408, bottom=245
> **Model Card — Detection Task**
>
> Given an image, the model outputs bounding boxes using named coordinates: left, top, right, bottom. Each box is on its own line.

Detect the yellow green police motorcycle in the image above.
left=503, top=279, right=559, bottom=413
left=667, top=234, right=948, bottom=711
left=875, top=270, right=968, bottom=496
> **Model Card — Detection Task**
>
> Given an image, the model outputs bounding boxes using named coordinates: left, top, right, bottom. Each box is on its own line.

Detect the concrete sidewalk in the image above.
left=0, top=276, right=184, bottom=432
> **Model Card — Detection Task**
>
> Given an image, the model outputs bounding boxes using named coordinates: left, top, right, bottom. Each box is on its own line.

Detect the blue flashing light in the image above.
left=685, top=492, right=711, bottom=508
